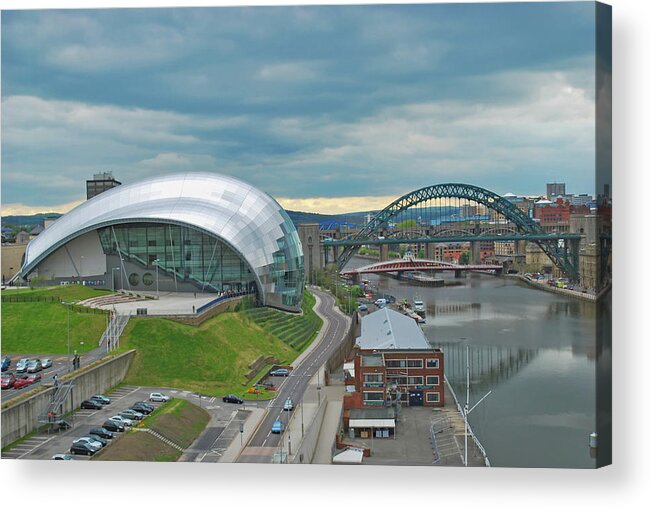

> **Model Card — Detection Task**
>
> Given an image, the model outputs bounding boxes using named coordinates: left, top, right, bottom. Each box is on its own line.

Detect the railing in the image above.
left=362, top=382, right=384, bottom=388
left=195, top=290, right=253, bottom=314
left=445, top=375, right=491, bottom=467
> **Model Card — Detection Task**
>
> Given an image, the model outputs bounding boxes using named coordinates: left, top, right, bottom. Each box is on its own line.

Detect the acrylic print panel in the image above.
left=0, top=1, right=611, bottom=469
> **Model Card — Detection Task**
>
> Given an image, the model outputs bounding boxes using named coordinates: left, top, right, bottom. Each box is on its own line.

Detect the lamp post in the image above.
left=80, top=255, right=84, bottom=282
left=112, top=267, right=120, bottom=294
left=462, top=345, right=492, bottom=467
left=154, top=258, right=160, bottom=299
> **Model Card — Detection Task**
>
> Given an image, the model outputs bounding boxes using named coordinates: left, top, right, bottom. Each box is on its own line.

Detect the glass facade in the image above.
left=98, top=223, right=257, bottom=293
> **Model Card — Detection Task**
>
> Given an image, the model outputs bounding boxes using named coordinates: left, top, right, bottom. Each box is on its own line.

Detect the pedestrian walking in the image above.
left=53, top=374, right=58, bottom=388
left=192, top=305, right=195, bottom=313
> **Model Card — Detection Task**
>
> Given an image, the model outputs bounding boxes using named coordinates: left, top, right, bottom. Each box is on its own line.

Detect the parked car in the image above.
left=222, top=394, right=244, bottom=404
left=14, top=374, right=31, bottom=389
left=90, top=394, right=111, bottom=405
left=358, top=303, right=368, bottom=312
left=283, top=398, right=294, bottom=411
left=1, top=357, right=10, bottom=372
left=130, top=403, right=153, bottom=414
left=269, top=368, right=289, bottom=377
left=40, top=358, right=53, bottom=369
left=89, top=427, right=114, bottom=440
left=52, top=453, right=74, bottom=460
left=70, top=441, right=98, bottom=456
left=15, top=358, right=31, bottom=373
left=102, top=420, right=125, bottom=433
left=26, top=373, right=42, bottom=385
left=271, top=420, right=284, bottom=434
left=149, top=392, right=170, bottom=402
left=1, top=373, right=16, bottom=389
left=118, top=409, right=144, bottom=420
left=108, top=415, right=133, bottom=426
left=26, top=360, right=43, bottom=373
left=73, top=436, right=105, bottom=449
left=80, top=399, right=103, bottom=410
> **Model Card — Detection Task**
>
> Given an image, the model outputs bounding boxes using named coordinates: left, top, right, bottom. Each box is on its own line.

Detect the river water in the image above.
left=348, top=257, right=609, bottom=468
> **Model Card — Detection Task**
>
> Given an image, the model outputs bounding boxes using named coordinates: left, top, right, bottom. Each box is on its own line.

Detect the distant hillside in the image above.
left=1, top=213, right=62, bottom=228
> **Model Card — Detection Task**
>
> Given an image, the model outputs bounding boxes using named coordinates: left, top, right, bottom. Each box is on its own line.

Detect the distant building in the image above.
left=15, top=230, right=31, bottom=244
left=546, top=182, right=566, bottom=200
left=343, top=308, right=444, bottom=437
left=86, top=171, right=122, bottom=200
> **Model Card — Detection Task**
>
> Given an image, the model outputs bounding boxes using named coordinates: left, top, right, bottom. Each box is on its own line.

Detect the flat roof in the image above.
left=356, top=307, right=431, bottom=350
left=349, top=407, right=395, bottom=420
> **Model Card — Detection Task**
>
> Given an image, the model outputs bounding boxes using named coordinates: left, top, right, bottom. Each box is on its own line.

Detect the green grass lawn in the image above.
left=1, top=302, right=108, bottom=354
left=2, top=285, right=112, bottom=301
left=243, top=291, right=322, bottom=352
left=142, top=398, right=210, bottom=448
left=1, top=285, right=111, bottom=354
left=93, top=431, right=181, bottom=462
left=117, top=311, right=298, bottom=396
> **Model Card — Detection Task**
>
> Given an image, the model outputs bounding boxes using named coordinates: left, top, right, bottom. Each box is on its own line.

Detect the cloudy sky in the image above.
left=1, top=2, right=598, bottom=215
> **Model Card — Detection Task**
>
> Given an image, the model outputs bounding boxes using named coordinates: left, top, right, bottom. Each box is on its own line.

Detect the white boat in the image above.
left=413, top=296, right=425, bottom=313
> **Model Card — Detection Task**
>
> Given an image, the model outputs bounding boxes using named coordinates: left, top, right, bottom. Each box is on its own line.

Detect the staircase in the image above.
left=38, top=381, right=74, bottom=429
left=101, top=313, right=130, bottom=350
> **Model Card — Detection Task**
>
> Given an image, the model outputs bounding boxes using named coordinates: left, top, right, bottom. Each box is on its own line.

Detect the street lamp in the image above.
left=80, top=255, right=84, bottom=281
left=111, top=267, right=120, bottom=294
left=153, top=258, right=160, bottom=299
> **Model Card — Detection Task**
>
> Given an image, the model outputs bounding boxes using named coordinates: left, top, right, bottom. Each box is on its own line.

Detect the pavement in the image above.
left=94, top=290, right=220, bottom=315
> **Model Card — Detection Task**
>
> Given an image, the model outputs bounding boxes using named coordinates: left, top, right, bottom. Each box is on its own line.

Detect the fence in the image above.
left=445, top=374, right=491, bottom=467
left=196, top=290, right=254, bottom=314
left=1, top=295, right=62, bottom=303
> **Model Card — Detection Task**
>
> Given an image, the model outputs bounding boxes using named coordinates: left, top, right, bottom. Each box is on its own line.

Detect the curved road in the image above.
left=237, top=288, right=349, bottom=463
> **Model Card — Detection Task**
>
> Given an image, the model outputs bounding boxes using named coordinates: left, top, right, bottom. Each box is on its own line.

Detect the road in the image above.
left=237, top=288, right=349, bottom=463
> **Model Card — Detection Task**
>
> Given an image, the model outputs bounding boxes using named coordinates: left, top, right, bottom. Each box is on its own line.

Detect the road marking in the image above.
left=15, top=435, right=55, bottom=459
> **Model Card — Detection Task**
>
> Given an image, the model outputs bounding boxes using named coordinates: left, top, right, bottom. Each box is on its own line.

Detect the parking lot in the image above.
left=0, top=383, right=268, bottom=461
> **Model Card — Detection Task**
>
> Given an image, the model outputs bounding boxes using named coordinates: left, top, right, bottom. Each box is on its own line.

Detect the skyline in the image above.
left=2, top=3, right=599, bottom=215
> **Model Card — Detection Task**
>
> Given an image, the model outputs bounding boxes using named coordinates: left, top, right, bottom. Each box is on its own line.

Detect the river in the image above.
left=348, top=257, right=610, bottom=468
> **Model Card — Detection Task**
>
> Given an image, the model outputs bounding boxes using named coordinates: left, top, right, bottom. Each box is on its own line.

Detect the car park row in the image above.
left=2, top=356, right=53, bottom=391
left=59, top=392, right=170, bottom=458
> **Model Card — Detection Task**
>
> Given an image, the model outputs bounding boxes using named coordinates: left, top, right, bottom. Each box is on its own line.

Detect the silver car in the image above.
left=27, top=360, right=42, bottom=373
left=118, top=409, right=144, bottom=421
left=40, top=358, right=53, bottom=369
left=72, top=437, right=102, bottom=451
left=15, top=358, right=31, bottom=373
left=109, top=415, right=133, bottom=426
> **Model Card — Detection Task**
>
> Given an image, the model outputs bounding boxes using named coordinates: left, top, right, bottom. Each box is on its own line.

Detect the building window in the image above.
left=426, top=376, right=440, bottom=386
left=386, top=376, right=408, bottom=386
left=426, top=392, right=440, bottom=403
left=363, top=392, right=384, bottom=406
left=142, top=273, right=154, bottom=286
left=363, top=374, right=384, bottom=387
left=426, top=358, right=439, bottom=369
left=386, top=359, right=405, bottom=368
left=407, top=376, right=423, bottom=385
left=128, top=273, right=140, bottom=286
left=407, top=359, right=423, bottom=368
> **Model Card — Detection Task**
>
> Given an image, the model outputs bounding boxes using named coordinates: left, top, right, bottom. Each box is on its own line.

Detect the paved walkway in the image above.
left=95, top=290, right=217, bottom=315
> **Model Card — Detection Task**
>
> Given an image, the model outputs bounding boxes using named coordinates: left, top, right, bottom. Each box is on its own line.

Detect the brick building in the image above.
left=343, top=308, right=444, bottom=437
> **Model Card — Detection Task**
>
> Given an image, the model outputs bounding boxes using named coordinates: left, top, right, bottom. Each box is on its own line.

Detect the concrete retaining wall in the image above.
left=146, top=296, right=244, bottom=326
left=1, top=350, right=136, bottom=449
left=291, top=398, right=328, bottom=464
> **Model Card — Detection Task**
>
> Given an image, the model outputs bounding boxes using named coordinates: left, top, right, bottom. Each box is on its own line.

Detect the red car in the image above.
left=13, top=374, right=31, bottom=389
left=1, top=373, right=16, bottom=389
left=27, top=373, right=42, bottom=385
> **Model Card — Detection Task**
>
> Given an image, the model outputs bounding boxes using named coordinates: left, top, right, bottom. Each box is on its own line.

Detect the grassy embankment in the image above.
left=94, top=398, right=209, bottom=462
left=116, top=290, right=322, bottom=397
left=1, top=286, right=112, bottom=354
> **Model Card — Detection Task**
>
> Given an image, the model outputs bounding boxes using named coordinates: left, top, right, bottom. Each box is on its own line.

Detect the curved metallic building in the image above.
left=20, top=172, right=304, bottom=311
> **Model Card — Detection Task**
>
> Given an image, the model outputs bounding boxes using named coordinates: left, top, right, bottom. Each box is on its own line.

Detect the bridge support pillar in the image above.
left=379, top=244, right=389, bottom=262
left=426, top=243, right=436, bottom=260
left=470, top=241, right=481, bottom=265
left=454, top=269, right=464, bottom=278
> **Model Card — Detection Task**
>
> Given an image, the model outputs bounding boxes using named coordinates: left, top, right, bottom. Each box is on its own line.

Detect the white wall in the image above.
left=36, top=230, right=106, bottom=279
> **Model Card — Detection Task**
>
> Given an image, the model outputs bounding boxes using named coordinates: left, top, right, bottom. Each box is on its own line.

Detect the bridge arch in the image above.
left=335, top=183, right=579, bottom=280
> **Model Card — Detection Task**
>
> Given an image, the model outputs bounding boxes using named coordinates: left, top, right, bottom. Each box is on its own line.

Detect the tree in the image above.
left=459, top=251, right=470, bottom=265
